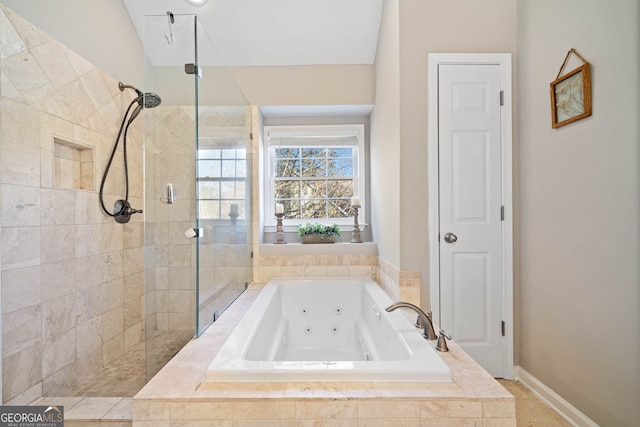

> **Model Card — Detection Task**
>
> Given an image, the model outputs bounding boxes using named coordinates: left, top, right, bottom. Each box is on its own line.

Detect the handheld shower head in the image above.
left=141, top=92, right=162, bottom=109
left=119, top=82, right=162, bottom=120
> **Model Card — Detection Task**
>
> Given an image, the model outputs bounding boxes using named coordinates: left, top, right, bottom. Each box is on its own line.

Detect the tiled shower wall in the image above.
left=0, top=5, right=144, bottom=403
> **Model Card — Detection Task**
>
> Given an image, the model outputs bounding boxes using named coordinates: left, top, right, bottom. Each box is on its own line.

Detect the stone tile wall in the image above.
left=0, top=5, right=144, bottom=403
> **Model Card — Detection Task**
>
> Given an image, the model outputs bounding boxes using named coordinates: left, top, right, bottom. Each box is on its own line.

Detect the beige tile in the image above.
left=104, top=398, right=132, bottom=421
left=422, top=418, right=483, bottom=426
left=40, top=224, right=76, bottom=263
left=2, top=142, right=40, bottom=187
left=80, top=68, right=113, bottom=110
left=30, top=40, right=77, bottom=90
left=42, top=259, right=75, bottom=300
left=102, top=333, right=124, bottom=366
left=482, top=419, right=516, bottom=427
left=285, top=382, right=376, bottom=399
left=2, top=184, right=40, bottom=226
left=3, top=305, right=42, bottom=356
left=1, top=265, right=42, bottom=313
left=2, top=344, right=42, bottom=401
left=65, top=397, right=123, bottom=420
left=482, top=400, right=516, bottom=418
left=1, top=225, right=41, bottom=269
left=294, top=400, right=358, bottom=419
left=131, top=400, right=170, bottom=421
left=40, top=188, right=76, bottom=225
left=358, top=419, right=420, bottom=427
left=0, top=7, right=27, bottom=58
left=372, top=381, right=463, bottom=399
left=42, top=328, right=76, bottom=377
left=1, top=50, right=54, bottom=104
left=198, top=382, right=286, bottom=399
left=31, top=395, right=84, bottom=409
left=357, top=400, right=420, bottom=419
left=41, top=293, right=75, bottom=339
left=423, top=400, right=484, bottom=420
left=102, top=308, right=124, bottom=342
left=2, top=5, right=53, bottom=50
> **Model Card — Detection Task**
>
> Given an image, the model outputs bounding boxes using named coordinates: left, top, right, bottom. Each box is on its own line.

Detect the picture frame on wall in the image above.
left=550, top=62, right=592, bottom=128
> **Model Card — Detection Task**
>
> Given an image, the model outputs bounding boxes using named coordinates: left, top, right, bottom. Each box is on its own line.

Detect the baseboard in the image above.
left=515, top=366, right=599, bottom=427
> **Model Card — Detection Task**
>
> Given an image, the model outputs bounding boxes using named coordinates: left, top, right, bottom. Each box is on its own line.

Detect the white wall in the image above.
left=0, top=0, right=142, bottom=85
left=518, top=1, right=640, bottom=426
left=370, top=0, right=401, bottom=267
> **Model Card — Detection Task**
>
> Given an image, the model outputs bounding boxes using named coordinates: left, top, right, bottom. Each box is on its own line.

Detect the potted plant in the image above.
left=297, top=222, right=341, bottom=244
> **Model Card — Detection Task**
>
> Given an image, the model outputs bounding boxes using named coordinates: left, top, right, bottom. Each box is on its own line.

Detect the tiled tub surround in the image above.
left=257, top=243, right=421, bottom=306
left=1, top=4, right=144, bottom=402
left=133, top=283, right=515, bottom=426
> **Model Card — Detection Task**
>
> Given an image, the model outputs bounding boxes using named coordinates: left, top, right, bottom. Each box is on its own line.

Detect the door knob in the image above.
left=443, top=232, right=458, bottom=243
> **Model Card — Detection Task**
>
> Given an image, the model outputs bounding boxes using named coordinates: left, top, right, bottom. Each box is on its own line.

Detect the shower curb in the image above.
left=30, top=396, right=132, bottom=426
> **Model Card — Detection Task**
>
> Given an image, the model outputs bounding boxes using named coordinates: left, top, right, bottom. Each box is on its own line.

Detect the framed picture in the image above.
left=550, top=63, right=592, bottom=128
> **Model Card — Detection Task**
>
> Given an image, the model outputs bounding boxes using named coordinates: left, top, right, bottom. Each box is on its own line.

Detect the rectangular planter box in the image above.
left=301, top=234, right=336, bottom=244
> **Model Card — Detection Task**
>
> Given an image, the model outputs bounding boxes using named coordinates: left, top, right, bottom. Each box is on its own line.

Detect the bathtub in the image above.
left=205, top=277, right=452, bottom=382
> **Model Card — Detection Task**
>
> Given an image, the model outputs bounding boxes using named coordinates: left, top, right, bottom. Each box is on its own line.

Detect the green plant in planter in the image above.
left=297, top=222, right=341, bottom=242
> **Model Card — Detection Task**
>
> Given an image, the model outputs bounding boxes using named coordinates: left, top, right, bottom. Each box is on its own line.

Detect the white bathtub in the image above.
left=205, top=277, right=452, bottom=382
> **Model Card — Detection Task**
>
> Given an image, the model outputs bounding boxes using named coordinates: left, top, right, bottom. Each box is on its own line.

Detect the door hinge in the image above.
left=499, top=90, right=504, bottom=106
left=501, top=206, right=505, bottom=221
left=501, top=321, right=506, bottom=336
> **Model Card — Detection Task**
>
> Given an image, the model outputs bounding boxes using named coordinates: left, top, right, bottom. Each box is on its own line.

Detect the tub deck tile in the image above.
left=132, top=282, right=515, bottom=425
left=284, top=382, right=376, bottom=399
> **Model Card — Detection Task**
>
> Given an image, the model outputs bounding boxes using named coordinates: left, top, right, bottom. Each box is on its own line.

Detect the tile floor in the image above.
left=498, top=379, right=572, bottom=426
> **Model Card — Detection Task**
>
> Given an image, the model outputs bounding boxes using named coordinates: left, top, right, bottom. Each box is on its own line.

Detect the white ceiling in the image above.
left=122, top=0, right=384, bottom=67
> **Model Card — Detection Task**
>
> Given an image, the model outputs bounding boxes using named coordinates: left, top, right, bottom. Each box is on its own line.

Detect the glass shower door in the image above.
left=142, top=12, right=199, bottom=380
left=142, top=11, right=252, bottom=381
left=194, top=18, right=253, bottom=336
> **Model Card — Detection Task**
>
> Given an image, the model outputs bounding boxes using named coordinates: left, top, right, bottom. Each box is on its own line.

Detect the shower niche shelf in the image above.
left=53, top=137, right=95, bottom=191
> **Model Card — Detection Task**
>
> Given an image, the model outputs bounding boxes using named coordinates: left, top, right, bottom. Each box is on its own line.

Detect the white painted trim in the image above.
left=516, top=366, right=600, bottom=427
left=427, top=53, right=514, bottom=379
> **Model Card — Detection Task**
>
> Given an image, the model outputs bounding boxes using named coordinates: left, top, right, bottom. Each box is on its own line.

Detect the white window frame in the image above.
left=263, top=124, right=366, bottom=233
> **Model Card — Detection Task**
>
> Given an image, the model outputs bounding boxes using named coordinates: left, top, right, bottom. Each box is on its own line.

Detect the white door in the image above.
left=437, top=63, right=506, bottom=377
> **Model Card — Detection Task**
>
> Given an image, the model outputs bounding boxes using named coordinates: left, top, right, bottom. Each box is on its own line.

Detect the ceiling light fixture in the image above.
left=186, top=0, right=208, bottom=6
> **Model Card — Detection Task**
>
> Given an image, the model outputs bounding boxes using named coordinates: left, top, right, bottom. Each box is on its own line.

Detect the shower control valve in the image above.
left=113, top=200, right=142, bottom=224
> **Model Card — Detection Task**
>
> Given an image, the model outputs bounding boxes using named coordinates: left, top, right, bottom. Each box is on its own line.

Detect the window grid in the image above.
left=197, top=148, right=247, bottom=219
left=272, top=146, right=355, bottom=220
left=263, top=124, right=366, bottom=229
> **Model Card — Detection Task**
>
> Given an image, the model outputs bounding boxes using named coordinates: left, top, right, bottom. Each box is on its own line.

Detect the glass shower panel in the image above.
left=194, top=19, right=253, bottom=336
left=142, top=12, right=198, bottom=380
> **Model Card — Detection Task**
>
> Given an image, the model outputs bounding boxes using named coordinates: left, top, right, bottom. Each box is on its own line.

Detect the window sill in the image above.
left=259, top=241, right=377, bottom=256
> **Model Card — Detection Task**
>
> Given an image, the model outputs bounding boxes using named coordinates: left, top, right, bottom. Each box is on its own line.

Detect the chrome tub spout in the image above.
left=385, top=302, right=438, bottom=340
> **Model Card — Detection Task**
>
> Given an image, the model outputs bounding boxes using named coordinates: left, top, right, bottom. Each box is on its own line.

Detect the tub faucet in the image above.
left=385, top=302, right=438, bottom=340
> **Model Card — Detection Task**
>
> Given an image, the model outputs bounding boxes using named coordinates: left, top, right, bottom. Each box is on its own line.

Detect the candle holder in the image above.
left=229, top=211, right=239, bottom=226
left=350, top=205, right=362, bottom=243
left=275, top=212, right=286, bottom=244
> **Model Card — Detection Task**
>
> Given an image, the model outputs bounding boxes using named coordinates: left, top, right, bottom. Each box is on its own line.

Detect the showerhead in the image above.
left=141, top=92, right=162, bottom=109
left=118, top=82, right=162, bottom=108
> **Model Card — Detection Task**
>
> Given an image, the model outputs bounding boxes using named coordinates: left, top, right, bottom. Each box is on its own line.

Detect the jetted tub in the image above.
left=206, top=277, right=452, bottom=382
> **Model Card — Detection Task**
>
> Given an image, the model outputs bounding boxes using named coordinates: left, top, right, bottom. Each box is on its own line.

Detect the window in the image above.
left=264, top=125, right=365, bottom=229
left=197, top=147, right=247, bottom=219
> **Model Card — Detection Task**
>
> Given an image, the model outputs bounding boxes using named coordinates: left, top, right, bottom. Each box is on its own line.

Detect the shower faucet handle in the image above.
left=113, top=200, right=142, bottom=223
